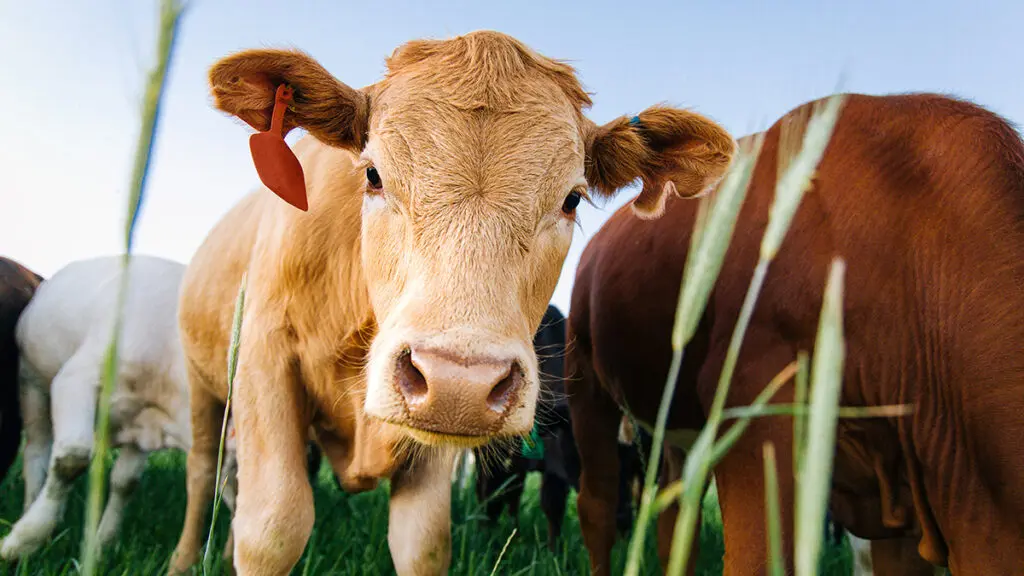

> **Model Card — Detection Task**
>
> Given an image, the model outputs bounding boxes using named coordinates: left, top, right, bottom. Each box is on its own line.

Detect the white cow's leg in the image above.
left=96, top=446, right=148, bottom=547
left=1, top=352, right=98, bottom=559
left=388, top=448, right=457, bottom=576
left=18, top=360, right=52, bottom=511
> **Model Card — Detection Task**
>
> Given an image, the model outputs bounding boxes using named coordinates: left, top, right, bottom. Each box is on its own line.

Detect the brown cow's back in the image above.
left=568, top=93, right=1024, bottom=574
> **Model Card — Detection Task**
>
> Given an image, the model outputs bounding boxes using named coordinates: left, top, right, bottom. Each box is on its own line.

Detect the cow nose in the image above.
left=396, top=348, right=521, bottom=435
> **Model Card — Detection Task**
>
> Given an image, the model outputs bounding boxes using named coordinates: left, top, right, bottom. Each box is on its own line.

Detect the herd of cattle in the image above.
left=0, top=29, right=1021, bottom=576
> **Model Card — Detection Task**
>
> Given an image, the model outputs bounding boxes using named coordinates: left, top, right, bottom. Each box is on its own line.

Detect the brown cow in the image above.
left=169, top=30, right=735, bottom=575
left=0, top=257, right=42, bottom=481
left=566, top=92, right=1024, bottom=575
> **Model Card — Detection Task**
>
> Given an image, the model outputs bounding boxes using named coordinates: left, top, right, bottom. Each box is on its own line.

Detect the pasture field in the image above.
left=0, top=450, right=853, bottom=575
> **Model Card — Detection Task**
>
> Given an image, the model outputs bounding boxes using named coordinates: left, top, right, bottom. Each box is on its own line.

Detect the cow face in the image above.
left=208, top=31, right=735, bottom=448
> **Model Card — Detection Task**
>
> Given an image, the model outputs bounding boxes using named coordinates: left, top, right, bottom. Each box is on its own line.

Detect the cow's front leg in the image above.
left=702, top=335, right=796, bottom=576
left=231, top=336, right=314, bottom=575
left=565, top=360, right=622, bottom=576
left=388, top=448, right=457, bottom=576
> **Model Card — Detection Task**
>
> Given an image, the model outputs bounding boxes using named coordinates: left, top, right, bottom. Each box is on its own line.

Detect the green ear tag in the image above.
left=521, top=422, right=545, bottom=460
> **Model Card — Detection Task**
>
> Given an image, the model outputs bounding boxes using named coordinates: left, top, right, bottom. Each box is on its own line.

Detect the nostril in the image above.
left=397, top=351, right=428, bottom=407
left=486, top=362, right=522, bottom=413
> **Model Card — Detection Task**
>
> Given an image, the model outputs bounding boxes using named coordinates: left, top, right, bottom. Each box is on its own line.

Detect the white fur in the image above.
left=0, top=255, right=233, bottom=559
left=848, top=534, right=873, bottom=576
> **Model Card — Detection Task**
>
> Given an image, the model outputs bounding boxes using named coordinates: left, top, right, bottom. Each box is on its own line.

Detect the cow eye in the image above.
left=561, top=190, right=582, bottom=214
left=366, top=167, right=382, bottom=190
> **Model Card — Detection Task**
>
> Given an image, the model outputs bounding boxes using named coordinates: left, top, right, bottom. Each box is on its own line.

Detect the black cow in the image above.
left=474, top=304, right=649, bottom=550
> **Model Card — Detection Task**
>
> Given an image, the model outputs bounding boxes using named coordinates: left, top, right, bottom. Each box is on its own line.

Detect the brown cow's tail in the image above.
left=0, top=343, right=23, bottom=481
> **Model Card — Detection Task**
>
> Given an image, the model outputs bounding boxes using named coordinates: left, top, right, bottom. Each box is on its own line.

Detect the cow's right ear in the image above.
left=209, top=49, right=370, bottom=151
left=584, top=107, right=736, bottom=219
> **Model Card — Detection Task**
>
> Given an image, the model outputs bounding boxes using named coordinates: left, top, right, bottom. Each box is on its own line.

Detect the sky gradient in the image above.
left=2, top=0, right=1021, bottom=312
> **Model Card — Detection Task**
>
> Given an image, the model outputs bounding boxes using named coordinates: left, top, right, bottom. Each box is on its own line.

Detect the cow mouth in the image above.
left=370, top=416, right=521, bottom=449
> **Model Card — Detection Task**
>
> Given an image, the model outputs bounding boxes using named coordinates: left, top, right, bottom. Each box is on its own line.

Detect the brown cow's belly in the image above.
left=829, top=420, right=920, bottom=540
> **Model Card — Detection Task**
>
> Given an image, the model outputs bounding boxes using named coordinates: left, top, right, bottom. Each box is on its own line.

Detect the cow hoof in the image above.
left=0, top=534, right=41, bottom=561
left=0, top=506, right=62, bottom=560
left=96, top=520, right=119, bottom=550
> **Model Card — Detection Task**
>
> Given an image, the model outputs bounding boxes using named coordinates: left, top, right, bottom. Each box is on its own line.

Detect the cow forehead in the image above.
left=370, top=94, right=585, bottom=202
left=380, top=106, right=581, bottom=175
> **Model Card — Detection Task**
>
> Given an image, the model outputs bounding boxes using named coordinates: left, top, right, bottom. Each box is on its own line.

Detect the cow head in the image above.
left=208, top=31, right=735, bottom=448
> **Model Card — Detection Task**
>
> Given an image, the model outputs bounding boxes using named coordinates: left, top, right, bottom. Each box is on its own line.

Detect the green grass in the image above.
left=0, top=451, right=852, bottom=575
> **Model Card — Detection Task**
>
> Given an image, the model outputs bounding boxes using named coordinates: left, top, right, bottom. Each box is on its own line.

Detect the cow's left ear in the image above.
left=585, top=106, right=736, bottom=219
left=208, top=48, right=370, bottom=151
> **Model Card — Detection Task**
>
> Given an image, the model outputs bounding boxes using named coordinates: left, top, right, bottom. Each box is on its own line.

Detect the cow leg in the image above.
left=388, top=448, right=457, bottom=576
left=567, top=364, right=622, bottom=576
left=96, top=445, right=148, bottom=547
left=657, top=444, right=703, bottom=576
left=476, top=453, right=512, bottom=524
left=705, top=340, right=796, bottom=576
left=169, top=382, right=225, bottom=574
left=18, top=360, right=52, bottom=511
left=506, top=463, right=527, bottom=526
left=539, top=470, right=569, bottom=552
left=306, top=442, right=323, bottom=481
left=1, top=351, right=97, bottom=559
left=230, top=350, right=314, bottom=576
left=615, top=442, right=638, bottom=535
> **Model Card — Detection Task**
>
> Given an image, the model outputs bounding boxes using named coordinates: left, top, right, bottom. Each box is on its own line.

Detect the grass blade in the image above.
left=721, top=403, right=913, bottom=421
left=489, top=528, right=517, bottom=576
left=792, top=351, right=810, bottom=479
left=202, top=273, right=247, bottom=574
left=795, top=258, right=847, bottom=576
left=763, top=442, right=784, bottom=576
left=79, top=2, right=185, bottom=574
left=761, top=94, right=847, bottom=261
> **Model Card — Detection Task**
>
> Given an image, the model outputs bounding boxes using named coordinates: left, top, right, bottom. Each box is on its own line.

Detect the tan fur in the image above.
left=172, top=30, right=734, bottom=575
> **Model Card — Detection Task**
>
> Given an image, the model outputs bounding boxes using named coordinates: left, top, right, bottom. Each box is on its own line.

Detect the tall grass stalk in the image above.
left=79, top=2, right=185, bottom=574
left=795, top=259, right=846, bottom=575
left=202, top=273, right=247, bottom=574
left=623, top=135, right=765, bottom=576
left=661, top=95, right=846, bottom=576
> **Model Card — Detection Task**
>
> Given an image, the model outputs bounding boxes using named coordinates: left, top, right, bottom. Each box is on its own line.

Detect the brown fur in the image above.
left=0, top=257, right=42, bottom=481
left=566, top=92, right=1024, bottom=575
left=172, top=30, right=734, bottom=575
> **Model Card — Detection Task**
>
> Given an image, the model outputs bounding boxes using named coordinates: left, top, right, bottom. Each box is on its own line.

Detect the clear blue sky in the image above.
left=1, top=0, right=1021, bottom=313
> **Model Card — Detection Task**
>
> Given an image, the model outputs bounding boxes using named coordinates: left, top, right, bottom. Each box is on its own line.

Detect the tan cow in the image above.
left=169, top=30, right=735, bottom=575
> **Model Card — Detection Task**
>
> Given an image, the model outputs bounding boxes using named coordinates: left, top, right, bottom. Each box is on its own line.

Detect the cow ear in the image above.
left=209, top=49, right=370, bottom=151
left=585, top=106, right=736, bottom=219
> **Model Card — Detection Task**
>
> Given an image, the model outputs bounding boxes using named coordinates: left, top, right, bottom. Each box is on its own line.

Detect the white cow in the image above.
left=0, top=255, right=194, bottom=558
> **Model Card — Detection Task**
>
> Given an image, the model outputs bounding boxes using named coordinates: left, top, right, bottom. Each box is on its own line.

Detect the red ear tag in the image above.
left=249, top=84, right=308, bottom=211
